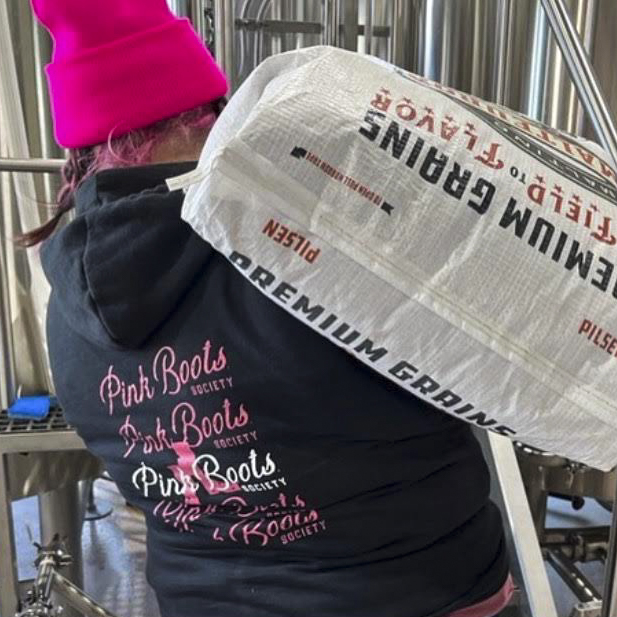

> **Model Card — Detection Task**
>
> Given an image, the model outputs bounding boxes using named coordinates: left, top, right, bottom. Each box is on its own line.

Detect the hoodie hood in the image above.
left=41, top=161, right=213, bottom=348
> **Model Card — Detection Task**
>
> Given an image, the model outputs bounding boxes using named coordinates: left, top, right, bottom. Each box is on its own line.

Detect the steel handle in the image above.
left=0, top=157, right=64, bottom=173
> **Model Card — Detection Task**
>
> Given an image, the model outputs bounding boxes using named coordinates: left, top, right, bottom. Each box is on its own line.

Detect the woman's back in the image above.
left=42, top=161, right=508, bottom=617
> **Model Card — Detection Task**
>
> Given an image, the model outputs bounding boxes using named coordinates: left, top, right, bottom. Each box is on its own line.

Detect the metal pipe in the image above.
left=214, top=0, right=235, bottom=91
left=364, top=0, right=373, bottom=56
left=370, top=0, right=389, bottom=62
left=271, top=0, right=283, bottom=55
left=419, top=0, right=446, bottom=81
left=322, top=0, right=327, bottom=46
left=545, top=550, right=602, bottom=603
left=237, top=0, right=255, bottom=80
left=492, top=0, right=513, bottom=106
left=296, top=0, right=306, bottom=49
left=54, top=572, right=121, bottom=617
left=440, top=0, right=474, bottom=91
left=389, top=0, right=406, bottom=67
left=236, top=20, right=323, bottom=35
left=577, top=0, right=598, bottom=132
left=255, top=0, right=272, bottom=68
left=540, top=0, right=617, bottom=167
left=439, top=1, right=454, bottom=86
left=342, top=0, right=359, bottom=51
left=487, top=434, right=559, bottom=617
left=190, top=0, right=208, bottom=40
left=0, top=157, right=64, bottom=173
left=590, top=0, right=617, bottom=142
left=0, top=144, right=16, bottom=413
left=0, top=226, right=16, bottom=410
left=540, top=0, right=596, bottom=133
left=324, top=0, right=340, bottom=47
left=526, top=1, right=551, bottom=120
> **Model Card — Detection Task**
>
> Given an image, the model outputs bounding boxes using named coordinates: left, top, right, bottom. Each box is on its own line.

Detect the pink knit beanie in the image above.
left=31, top=0, right=229, bottom=148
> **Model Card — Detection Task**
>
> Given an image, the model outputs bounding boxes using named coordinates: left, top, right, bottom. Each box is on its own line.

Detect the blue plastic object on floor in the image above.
left=8, top=395, right=52, bottom=420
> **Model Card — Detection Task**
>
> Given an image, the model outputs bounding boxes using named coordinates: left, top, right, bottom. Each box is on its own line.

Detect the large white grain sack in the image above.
left=174, top=46, right=617, bottom=471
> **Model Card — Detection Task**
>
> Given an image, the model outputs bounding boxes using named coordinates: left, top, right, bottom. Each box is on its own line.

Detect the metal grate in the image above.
left=0, top=406, right=71, bottom=434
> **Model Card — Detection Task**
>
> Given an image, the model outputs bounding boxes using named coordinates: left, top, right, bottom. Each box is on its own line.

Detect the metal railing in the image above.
left=540, top=0, right=617, bottom=170
left=0, top=157, right=64, bottom=174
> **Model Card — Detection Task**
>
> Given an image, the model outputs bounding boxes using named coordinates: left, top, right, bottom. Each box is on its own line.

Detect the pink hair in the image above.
left=17, top=98, right=225, bottom=247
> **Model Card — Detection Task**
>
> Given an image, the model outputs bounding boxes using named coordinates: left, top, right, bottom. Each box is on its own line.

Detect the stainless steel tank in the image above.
left=214, top=0, right=607, bottom=138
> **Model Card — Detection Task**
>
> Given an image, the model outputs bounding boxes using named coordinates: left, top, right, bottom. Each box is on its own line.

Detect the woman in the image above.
left=26, top=1, right=513, bottom=615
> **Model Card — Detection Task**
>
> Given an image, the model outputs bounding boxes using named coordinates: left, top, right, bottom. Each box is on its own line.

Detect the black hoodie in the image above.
left=41, top=162, right=508, bottom=617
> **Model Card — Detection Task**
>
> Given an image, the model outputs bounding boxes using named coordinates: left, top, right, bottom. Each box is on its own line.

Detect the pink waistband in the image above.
left=444, top=574, right=515, bottom=617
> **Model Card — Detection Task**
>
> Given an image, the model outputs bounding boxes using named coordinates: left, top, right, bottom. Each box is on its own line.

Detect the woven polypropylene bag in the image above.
left=175, top=46, right=617, bottom=471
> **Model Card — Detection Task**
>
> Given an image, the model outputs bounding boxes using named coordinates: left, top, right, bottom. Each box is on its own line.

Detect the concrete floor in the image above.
left=8, top=482, right=613, bottom=617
